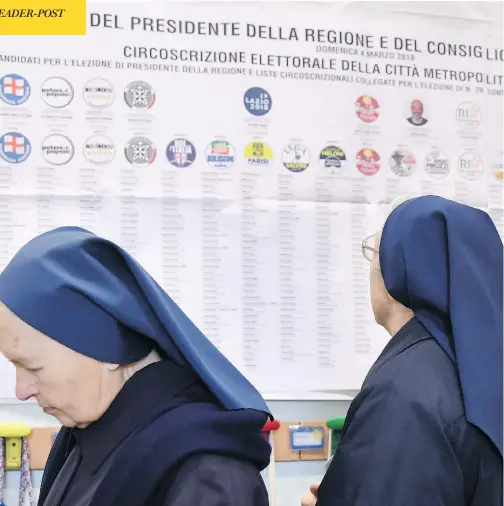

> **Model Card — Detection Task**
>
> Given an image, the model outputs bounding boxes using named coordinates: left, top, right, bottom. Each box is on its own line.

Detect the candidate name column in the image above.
left=314, top=202, right=342, bottom=369
left=277, top=168, right=317, bottom=381
left=350, top=204, right=371, bottom=353
left=240, top=172, right=279, bottom=381
left=160, top=170, right=202, bottom=325
left=161, top=197, right=184, bottom=305
left=201, top=169, right=242, bottom=357
left=350, top=203, right=390, bottom=385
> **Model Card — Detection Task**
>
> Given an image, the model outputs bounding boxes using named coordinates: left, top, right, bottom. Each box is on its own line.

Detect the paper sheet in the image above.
left=0, top=1, right=502, bottom=400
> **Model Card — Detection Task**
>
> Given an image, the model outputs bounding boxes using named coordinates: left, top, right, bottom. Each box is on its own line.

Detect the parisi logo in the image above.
left=0, top=0, right=86, bottom=35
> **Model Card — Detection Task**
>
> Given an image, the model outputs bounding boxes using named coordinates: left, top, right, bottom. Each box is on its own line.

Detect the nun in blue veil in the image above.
left=0, top=227, right=272, bottom=506
left=304, top=196, right=503, bottom=506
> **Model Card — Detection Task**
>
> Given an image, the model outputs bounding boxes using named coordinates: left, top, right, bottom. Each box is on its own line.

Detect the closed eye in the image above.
left=11, top=360, right=42, bottom=372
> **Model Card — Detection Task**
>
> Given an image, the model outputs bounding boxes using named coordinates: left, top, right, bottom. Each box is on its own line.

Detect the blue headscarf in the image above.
left=380, top=195, right=503, bottom=456
left=0, top=226, right=271, bottom=416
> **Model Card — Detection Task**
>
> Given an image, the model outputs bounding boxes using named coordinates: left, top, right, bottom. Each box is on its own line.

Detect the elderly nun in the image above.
left=0, top=227, right=272, bottom=506
left=303, top=196, right=503, bottom=506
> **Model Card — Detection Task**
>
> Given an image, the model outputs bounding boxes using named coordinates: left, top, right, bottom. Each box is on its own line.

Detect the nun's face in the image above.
left=369, top=229, right=414, bottom=335
left=0, top=304, right=124, bottom=428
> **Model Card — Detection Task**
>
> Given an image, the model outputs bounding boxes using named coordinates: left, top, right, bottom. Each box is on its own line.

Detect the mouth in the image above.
left=42, top=407, right=56, bottom=414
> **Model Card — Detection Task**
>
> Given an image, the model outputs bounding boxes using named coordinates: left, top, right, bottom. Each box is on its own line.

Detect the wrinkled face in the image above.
left=411, top=100, right=423, bottom=119
left=369, top=230, right=393, bottom=325
left=0, top=304, right=123, bottom=428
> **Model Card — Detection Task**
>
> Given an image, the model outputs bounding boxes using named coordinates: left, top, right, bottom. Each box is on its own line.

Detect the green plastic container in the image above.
left=326, top=417, right=345, bottom=455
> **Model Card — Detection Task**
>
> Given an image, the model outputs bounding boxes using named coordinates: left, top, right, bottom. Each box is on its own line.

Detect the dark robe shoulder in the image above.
left=155, top=453, right=268, bottom=506
left=38, top=361, right=271, bottom=506
left=318, top=318, right=503, bottom=506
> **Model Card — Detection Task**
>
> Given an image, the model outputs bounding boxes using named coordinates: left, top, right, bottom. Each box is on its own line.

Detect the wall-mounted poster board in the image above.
left=0, top=1, right=502, bottom=401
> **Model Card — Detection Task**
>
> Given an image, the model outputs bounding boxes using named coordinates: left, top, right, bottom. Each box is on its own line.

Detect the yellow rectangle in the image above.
left=0, top=0, right=86, bottom=35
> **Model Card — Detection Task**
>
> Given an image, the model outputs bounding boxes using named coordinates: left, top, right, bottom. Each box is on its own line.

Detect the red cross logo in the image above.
left=4, top=78, right=24, bottom=97
left=3, top=135, right=24, bottom=154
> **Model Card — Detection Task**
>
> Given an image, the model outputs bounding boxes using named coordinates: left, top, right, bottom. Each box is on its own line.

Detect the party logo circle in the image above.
left=319, top=145, right=346, bottom=175
left=83, top=134, right=116, bottom=165
left=206, top=140, right=235, bottom=169
left=166, top=138, right=196, bottom=168
left=356, top=148, right=380, bottom=176
left=0, top=132, right=31, bottom=163
left=124, top=81, right=156, bottom=109
left=83, top=78, right=115, bottom=108
left=456, top=102, right=481, bottom=129
left=458, top=152, right=483, bottom=181
left=424, top=150, right=450, bottom=179
left=355, top=95, right=379, bottom=123
left=492, top=152, right=503, bottom=182
left=244, top=141, right=273, bottom=167
left=125, top=137, right=156, bottom=166
left=0, top=74, right=30, bottom=106
left=244, top=87, right=272, bottom=116
left=41, top=77, right=74, bottom=108
left=282, top=143, right=310, bottom=172
left=41, top=134, right=74, bottom=165
left=390, top=149, right=416, bottom=177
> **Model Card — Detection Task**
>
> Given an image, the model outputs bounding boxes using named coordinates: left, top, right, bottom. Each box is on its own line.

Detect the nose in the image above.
left=15, top=367, right=38, bottom=401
